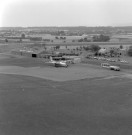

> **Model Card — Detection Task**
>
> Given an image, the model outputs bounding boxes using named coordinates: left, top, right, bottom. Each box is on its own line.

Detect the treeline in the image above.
left=3, top=26, right=132, bottom=36
left=78, top=34, right=110, bottom=42
left=92, top=34, right=110, bottom=42
left=83, top=45, right=101, bottom=52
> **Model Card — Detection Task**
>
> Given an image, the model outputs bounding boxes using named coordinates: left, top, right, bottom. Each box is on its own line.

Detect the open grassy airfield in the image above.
left=0, top=54, right=132, bottom=135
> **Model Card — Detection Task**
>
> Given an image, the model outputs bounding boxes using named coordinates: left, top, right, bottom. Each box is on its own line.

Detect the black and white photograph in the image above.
left=0, top=0, right=132, bottom=134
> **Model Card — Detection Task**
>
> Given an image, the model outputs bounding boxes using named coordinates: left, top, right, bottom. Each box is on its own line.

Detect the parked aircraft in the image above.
left=46, top=57, right=68, bottom=67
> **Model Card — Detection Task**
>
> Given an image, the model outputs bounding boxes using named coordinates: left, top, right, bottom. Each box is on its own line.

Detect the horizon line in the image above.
left=1, top=25, right=132, bottom=28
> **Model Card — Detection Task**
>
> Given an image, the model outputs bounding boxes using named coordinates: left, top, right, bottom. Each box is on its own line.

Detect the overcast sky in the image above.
left=0, top=0, right=132, bottom=27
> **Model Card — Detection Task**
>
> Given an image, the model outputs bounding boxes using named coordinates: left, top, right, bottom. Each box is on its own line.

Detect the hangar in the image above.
left=11, top=47, right=52, bottom=58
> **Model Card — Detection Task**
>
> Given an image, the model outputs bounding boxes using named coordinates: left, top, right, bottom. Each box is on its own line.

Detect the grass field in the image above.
left=0, top=53, right=132, bottom=135
left=1, top=74, right=132, bottom=135
left=0, top=53, right=126, bottom=81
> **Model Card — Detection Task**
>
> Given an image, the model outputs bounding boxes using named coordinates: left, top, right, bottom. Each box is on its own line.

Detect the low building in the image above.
left=54, top=49, right=79, bottom=56
left=98, top=48, right=107, bottom=55
left=62, top=56, right=82, bottom=63
left=12, top=47, right=52, bottom=58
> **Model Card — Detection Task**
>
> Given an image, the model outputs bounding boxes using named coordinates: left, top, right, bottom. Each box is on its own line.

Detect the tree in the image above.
left=120, top=45, right=123, bottom=49
left=110, top=50, right=114, bottom=57
left=72, top=40, right=75, bottom=42
left=43, top=45, right=47, bottom=50
left=92, top=34, right=110, bottom=42
left=41, top=43, right=46, bottom=50
left=94, top=52, right=98, bottom=56
left=127, top=46, right=132, bottom=56
left=76, top=47, right=79, bottom=51
left=83, top=46, right=90, bottom=51
left=21, top=33, right=25, bottom=39
left=109, top=49, right=118, bottom=57
left=78, top=38, right=84, bottom=42
left=92, top=36, right=99, bottom=42
left=56, top=45, right=60, bottom=50
left=90, top=44, right=101, bottom=52
left=5, top=38, right=8, bottom=42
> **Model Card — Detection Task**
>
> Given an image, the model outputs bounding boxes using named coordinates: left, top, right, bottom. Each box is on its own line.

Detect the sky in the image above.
left=0, top=0, right=132, bottom=27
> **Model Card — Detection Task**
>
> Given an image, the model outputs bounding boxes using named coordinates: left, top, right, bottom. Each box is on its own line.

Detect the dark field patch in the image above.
left=0, top=74, right=132, bottom=135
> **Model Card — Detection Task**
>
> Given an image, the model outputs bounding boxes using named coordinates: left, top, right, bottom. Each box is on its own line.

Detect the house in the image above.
left=98, top=47, right=127, bottom=57
left=98, top=48, right=107, bottom=55
left=118, top=48, right=127, bottom=56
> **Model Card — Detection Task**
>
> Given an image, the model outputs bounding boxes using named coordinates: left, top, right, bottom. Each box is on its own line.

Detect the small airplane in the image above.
left=46, top=57, right=68, bottom=67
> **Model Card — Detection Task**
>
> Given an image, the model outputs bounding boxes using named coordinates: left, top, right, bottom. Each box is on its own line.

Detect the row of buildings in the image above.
left=11, top=44, right=129, bottom=66
left=11, top=46, right=82, bottom=63
left=98, top=47, right=127, bottom=57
